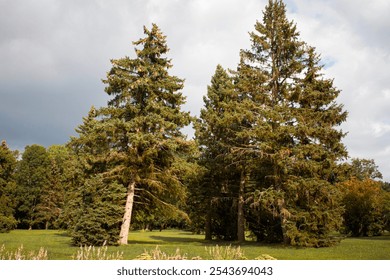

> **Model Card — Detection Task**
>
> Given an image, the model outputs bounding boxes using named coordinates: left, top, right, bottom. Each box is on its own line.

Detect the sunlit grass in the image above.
left=0, top=229, right=389, bottom=260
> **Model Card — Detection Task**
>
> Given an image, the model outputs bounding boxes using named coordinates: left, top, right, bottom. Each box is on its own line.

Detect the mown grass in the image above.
left=0, top=229, right=389, bottom=260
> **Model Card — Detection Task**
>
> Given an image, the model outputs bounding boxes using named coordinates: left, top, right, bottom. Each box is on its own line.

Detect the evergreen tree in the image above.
left=66, top=107, right=125, bottom=245
left=195, top=65, right=243, bottom=241
left=197, top=0, right=348, bottom=246
left=70, top=24, right=192, bottom=245
left=69, top=175, right=125, bottom=246
left=0, top=140, right=17, bottom=232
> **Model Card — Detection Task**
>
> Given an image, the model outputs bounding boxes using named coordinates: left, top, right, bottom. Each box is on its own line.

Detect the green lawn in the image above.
left=0, top=229, right=389, bottom=260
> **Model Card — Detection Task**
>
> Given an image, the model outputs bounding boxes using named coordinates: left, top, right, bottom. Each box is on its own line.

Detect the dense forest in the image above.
left=1, top=0, right=389, bottom=247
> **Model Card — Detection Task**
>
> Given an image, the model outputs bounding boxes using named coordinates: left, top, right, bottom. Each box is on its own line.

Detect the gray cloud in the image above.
left=1, top=0, right=389, bottom=180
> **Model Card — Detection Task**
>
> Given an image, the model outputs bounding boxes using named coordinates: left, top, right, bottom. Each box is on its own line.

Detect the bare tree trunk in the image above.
left=237, top=171, right=246, bottom=243
left=118, top=180, right=136, bottom=245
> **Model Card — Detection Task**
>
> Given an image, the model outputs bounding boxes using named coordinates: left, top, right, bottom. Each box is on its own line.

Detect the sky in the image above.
left=1, top=0, right=389, bottom=180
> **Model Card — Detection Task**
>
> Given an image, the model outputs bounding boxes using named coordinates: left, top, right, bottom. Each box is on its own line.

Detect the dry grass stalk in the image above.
left=205, top=245, right=247, bottom=260
left=135, top=246, right=188, bottom=260
left=73, top=244, right=123, bottom=260
left=0, top=244, right=48, bottom=260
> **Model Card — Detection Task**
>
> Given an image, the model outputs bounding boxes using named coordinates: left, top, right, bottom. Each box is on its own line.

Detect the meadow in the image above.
left=1, top=229, right=389, bottom=260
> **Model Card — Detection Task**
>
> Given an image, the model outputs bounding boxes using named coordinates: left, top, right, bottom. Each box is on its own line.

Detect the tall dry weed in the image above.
left=205, top=245, right=247, bottom=260
left=73, top=244, right=123, bottom=260
left=0, top=244, right=48, bottom=260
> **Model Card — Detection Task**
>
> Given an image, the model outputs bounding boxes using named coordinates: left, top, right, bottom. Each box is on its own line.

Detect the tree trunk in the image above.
left=205, top=199, right=212, bottom=241
left=118, top=180, right=136, bottom=245
left=277, top=198, right=289, bottom=244
left=237, top=171, right=246, bottom=242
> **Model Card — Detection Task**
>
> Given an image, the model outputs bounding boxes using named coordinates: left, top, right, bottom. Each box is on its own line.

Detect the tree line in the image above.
left=1, top=0, right=389, bottom=247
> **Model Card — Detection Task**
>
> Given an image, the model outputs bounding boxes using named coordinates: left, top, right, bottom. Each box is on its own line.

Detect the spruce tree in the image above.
left=70, top=24, right=191, bottom=245
left=195, top=65, right=241, bottom=240
left=236, top=0, right=348, bottom=246
left=196, top=0, right=348, bottom=246
left=65, top=107, right=122, bottom=245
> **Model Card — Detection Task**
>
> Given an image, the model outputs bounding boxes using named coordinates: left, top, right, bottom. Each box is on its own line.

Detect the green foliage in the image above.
left=15, top=144, right=51, bottom=229
left=238, top=0, right=347, bottom=247
left=13, top=144, right=74, bottom=230
left=69, top=175, right=125, bottom=246
left=339, top=158, right=383, bottom=181
left=245, top=188, right=284, bottom=243
left=194, top=65, right=243, bottom=240
left=0, top=141, right=17, bottom=232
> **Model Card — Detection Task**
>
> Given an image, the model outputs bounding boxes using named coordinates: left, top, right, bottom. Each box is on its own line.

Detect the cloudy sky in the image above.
left=1, top=0, right=389, bottom=180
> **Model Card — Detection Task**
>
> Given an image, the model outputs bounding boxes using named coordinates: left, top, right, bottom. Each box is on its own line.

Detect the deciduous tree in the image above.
left=0, top=140, right=17, bottom=232
left=15, top=144, right=50, bottom=229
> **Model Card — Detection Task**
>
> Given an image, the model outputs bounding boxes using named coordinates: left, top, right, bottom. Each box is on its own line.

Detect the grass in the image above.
left=0, top=229, right=389, bottom=260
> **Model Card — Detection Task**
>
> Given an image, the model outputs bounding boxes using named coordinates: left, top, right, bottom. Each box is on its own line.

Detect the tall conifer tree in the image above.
left=236, top=0, right=348, bottom=246
left=195, top=65, right=241, bottom=240
left=197, top=0, right=348, bottom=246
left=70, top=24, right=191, bottom=245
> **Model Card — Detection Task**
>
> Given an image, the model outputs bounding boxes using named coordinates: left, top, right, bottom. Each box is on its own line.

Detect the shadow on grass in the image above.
left=149, top=235, right=204, bottom=244
left=127, top=240, right=162, bottom=245
left=350, top=235, right=390, bottom=241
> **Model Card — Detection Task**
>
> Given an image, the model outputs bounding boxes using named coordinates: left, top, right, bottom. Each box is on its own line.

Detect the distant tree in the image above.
left=350, top=158, right=383, bottom=180
left=0, top=140, right=18, bottom=232
left=69, top=24, right=192, bottom=245
left=33, top=145, right=71, bottom=229
left=382, top=181, right=390, bottom=192
left=340, top=178, right=386, bottom=236
left=15, top=144, right=50, bottom=229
